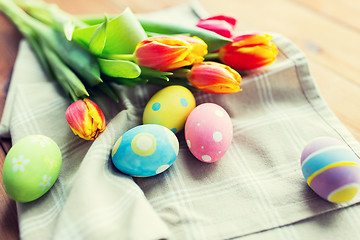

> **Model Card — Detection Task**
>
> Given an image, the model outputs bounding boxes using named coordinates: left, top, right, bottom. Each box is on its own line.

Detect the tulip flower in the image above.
left=134, top=35, right=207, bottom=72
left=219, top=33, right=278, bottom=71
left=186, top=61, right=242, bottom=94
left=196, top=15, right=237, bottom=38
left=65, top=98, right=106, bottom=140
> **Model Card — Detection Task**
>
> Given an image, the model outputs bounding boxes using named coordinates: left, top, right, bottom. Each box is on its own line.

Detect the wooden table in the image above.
left=1, top=0, right=359, bottom=239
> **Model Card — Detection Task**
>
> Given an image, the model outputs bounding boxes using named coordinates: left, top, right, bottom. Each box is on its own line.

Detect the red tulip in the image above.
left=134, top=35, right=207, bottom=72
left=196, top=15, right=237, bottom=38
left=65, top=98, right=106, bottom=140
left=187, top=61, right=241, bottom=94
left=219, top=33, right=278, bottom=71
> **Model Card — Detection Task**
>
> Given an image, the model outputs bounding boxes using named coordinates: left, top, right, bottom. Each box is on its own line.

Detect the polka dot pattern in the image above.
left=152, top=102, right=161, bottom=111
left=142, top=85, right=196, bottom=134
left=184, top=103, right=233, bottom=163
left=213, top=131, right=223, bottom=142
left=156, top=164, right=170, bottom=174
left=131, top=133, right=156, bottom=156
left=202, top=155, right=212, bottom=162
left=215, top=109, right=224, bottom=117
left=180, top=98, right=188, bottom=107
left=111, top=124, right=179, bottom=177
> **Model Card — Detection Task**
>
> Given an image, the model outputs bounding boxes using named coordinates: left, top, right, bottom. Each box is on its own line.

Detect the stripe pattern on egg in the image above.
left=301, top=137, right=360, bottom=203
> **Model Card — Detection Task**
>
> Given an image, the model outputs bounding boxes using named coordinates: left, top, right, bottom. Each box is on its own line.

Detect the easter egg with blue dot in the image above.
left=185, top=103, right=233, bottom=163
left=111, top=124, right=179, bottom=177
left=2, top=135, right=62, bottom=203
left=143, top=85, right=196, bottom=133
left=301, top=136, right=360, bottom=203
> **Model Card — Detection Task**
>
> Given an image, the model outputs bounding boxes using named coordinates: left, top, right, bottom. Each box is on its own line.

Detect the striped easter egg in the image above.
left=301, top=137, right=360, bottom=203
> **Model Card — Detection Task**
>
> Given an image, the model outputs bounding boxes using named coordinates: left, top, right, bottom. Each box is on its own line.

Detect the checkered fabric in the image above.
left=1, top=3, right=360, bottom=240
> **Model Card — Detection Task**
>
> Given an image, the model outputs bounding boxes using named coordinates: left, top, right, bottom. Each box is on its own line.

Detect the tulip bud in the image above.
left=134, top=35, right=207, bottom=72
left=219, top=33, right=278, bottom=71
left=187, top=61, right=241, bottom=94
left=65, top=98, right=106, bottom=140
left=196, top=15, right=237, bottom=38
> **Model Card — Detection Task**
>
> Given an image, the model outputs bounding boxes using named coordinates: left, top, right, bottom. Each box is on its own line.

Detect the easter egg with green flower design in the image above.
left=2, top=135, right=62, bottom=202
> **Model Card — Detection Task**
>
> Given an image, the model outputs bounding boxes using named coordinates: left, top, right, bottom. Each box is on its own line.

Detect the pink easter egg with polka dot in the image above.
left=185, top=103, right=233, bottom=163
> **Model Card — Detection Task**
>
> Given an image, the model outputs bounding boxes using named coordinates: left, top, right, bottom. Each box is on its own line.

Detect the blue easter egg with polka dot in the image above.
left=143, top=85, right=196, bottom=133
left=111, top=124, right=179, bottom=177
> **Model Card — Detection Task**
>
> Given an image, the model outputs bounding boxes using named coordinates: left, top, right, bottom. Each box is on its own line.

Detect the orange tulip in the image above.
left=187, top=61, right=241, bottom=94
left=196, top=15, right=237, bottom=38
left=134, top=35, right=207, bottom=72
left=65, top=98, right=106, bottom=140
left=219, top=33, right=278, bottom=71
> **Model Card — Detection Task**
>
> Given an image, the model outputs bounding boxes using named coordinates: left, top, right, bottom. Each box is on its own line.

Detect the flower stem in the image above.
left=171, top=68, right=191, bottom=78
left=101, top=54, right=135, bottom=61
left=205, top=52, right=220, bottom=60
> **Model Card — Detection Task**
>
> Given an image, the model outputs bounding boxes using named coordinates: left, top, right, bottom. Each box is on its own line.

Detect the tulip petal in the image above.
left=195, top=83, right=241, bottom=94
left=200, top=15, right=237, bottom=28
left=85, top=99, right=106, bottom=139
left=176, top=36, right=208, bottom=58
left=66, top=100, right=88, bottom=137
left=187, top=61, right=241, bottom=94
left=196, top=20, right=234, bottom=38
left=135, top=42, right=191, bottom=71
left=134, top=35, right=207, bottom=71
left=65, top=99, right=106, bottom=140
left=196, top=15, right=237, bottom=38
left=219, top=34, right=278, bottom=71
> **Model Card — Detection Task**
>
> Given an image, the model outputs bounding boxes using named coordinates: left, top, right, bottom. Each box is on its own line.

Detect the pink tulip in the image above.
left=196, top=15, right=237, bottom=38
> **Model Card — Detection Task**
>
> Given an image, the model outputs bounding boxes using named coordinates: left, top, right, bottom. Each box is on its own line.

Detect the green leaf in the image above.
left=96, top=82, right=119, bottom=102
left=80, top=15, right=109, bottom=26
left=41, top=40, right=89, bottom=98
left=147, top=77, right=198, bottom=91
left=89, top=15, right=108, bottom=55
left=63, top=20, right=76, bottom=41
left=45, top=29, right=103, bottom=87
left=15, top=0, right=88, bottom=30
left=73, top=8, right=147, bottom=54
left=138, top=67, right=173, bottom=81
left=137, top=17, right=232, bottom=52
left=140, top=66, right=172, bottom=77
left=0, top=0, right=93, bottom=98
left=145, top=31, right=191, bottom=37
left=103, top=75, right=148, bottom=87
left=98, top=58, right=141, bottom=78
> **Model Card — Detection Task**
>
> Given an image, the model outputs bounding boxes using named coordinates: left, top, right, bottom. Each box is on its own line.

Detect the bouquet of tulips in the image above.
left=0, top=0, right=278, bottom=140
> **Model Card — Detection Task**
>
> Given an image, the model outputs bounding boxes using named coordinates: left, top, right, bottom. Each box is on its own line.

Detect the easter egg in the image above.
left=143, top=85, right=196, bottom=133
left=301, top=137, right=360, bottom=203
left=2, top=135, right=62, bottom=203
left=111, top=124, right=179, bottom=177
left=185, top=103, right=233, bottom=163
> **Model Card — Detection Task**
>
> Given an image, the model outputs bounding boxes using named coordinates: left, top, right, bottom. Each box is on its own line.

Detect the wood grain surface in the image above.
left=0, top=0, right=359, bottom=239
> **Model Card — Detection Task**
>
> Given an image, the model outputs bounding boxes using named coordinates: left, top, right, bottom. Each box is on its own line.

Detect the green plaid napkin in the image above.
left=1, top=2, right=360, bottom=240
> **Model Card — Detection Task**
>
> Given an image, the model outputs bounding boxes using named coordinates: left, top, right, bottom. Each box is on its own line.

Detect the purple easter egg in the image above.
left=301, top=137, right=360, bottom=203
